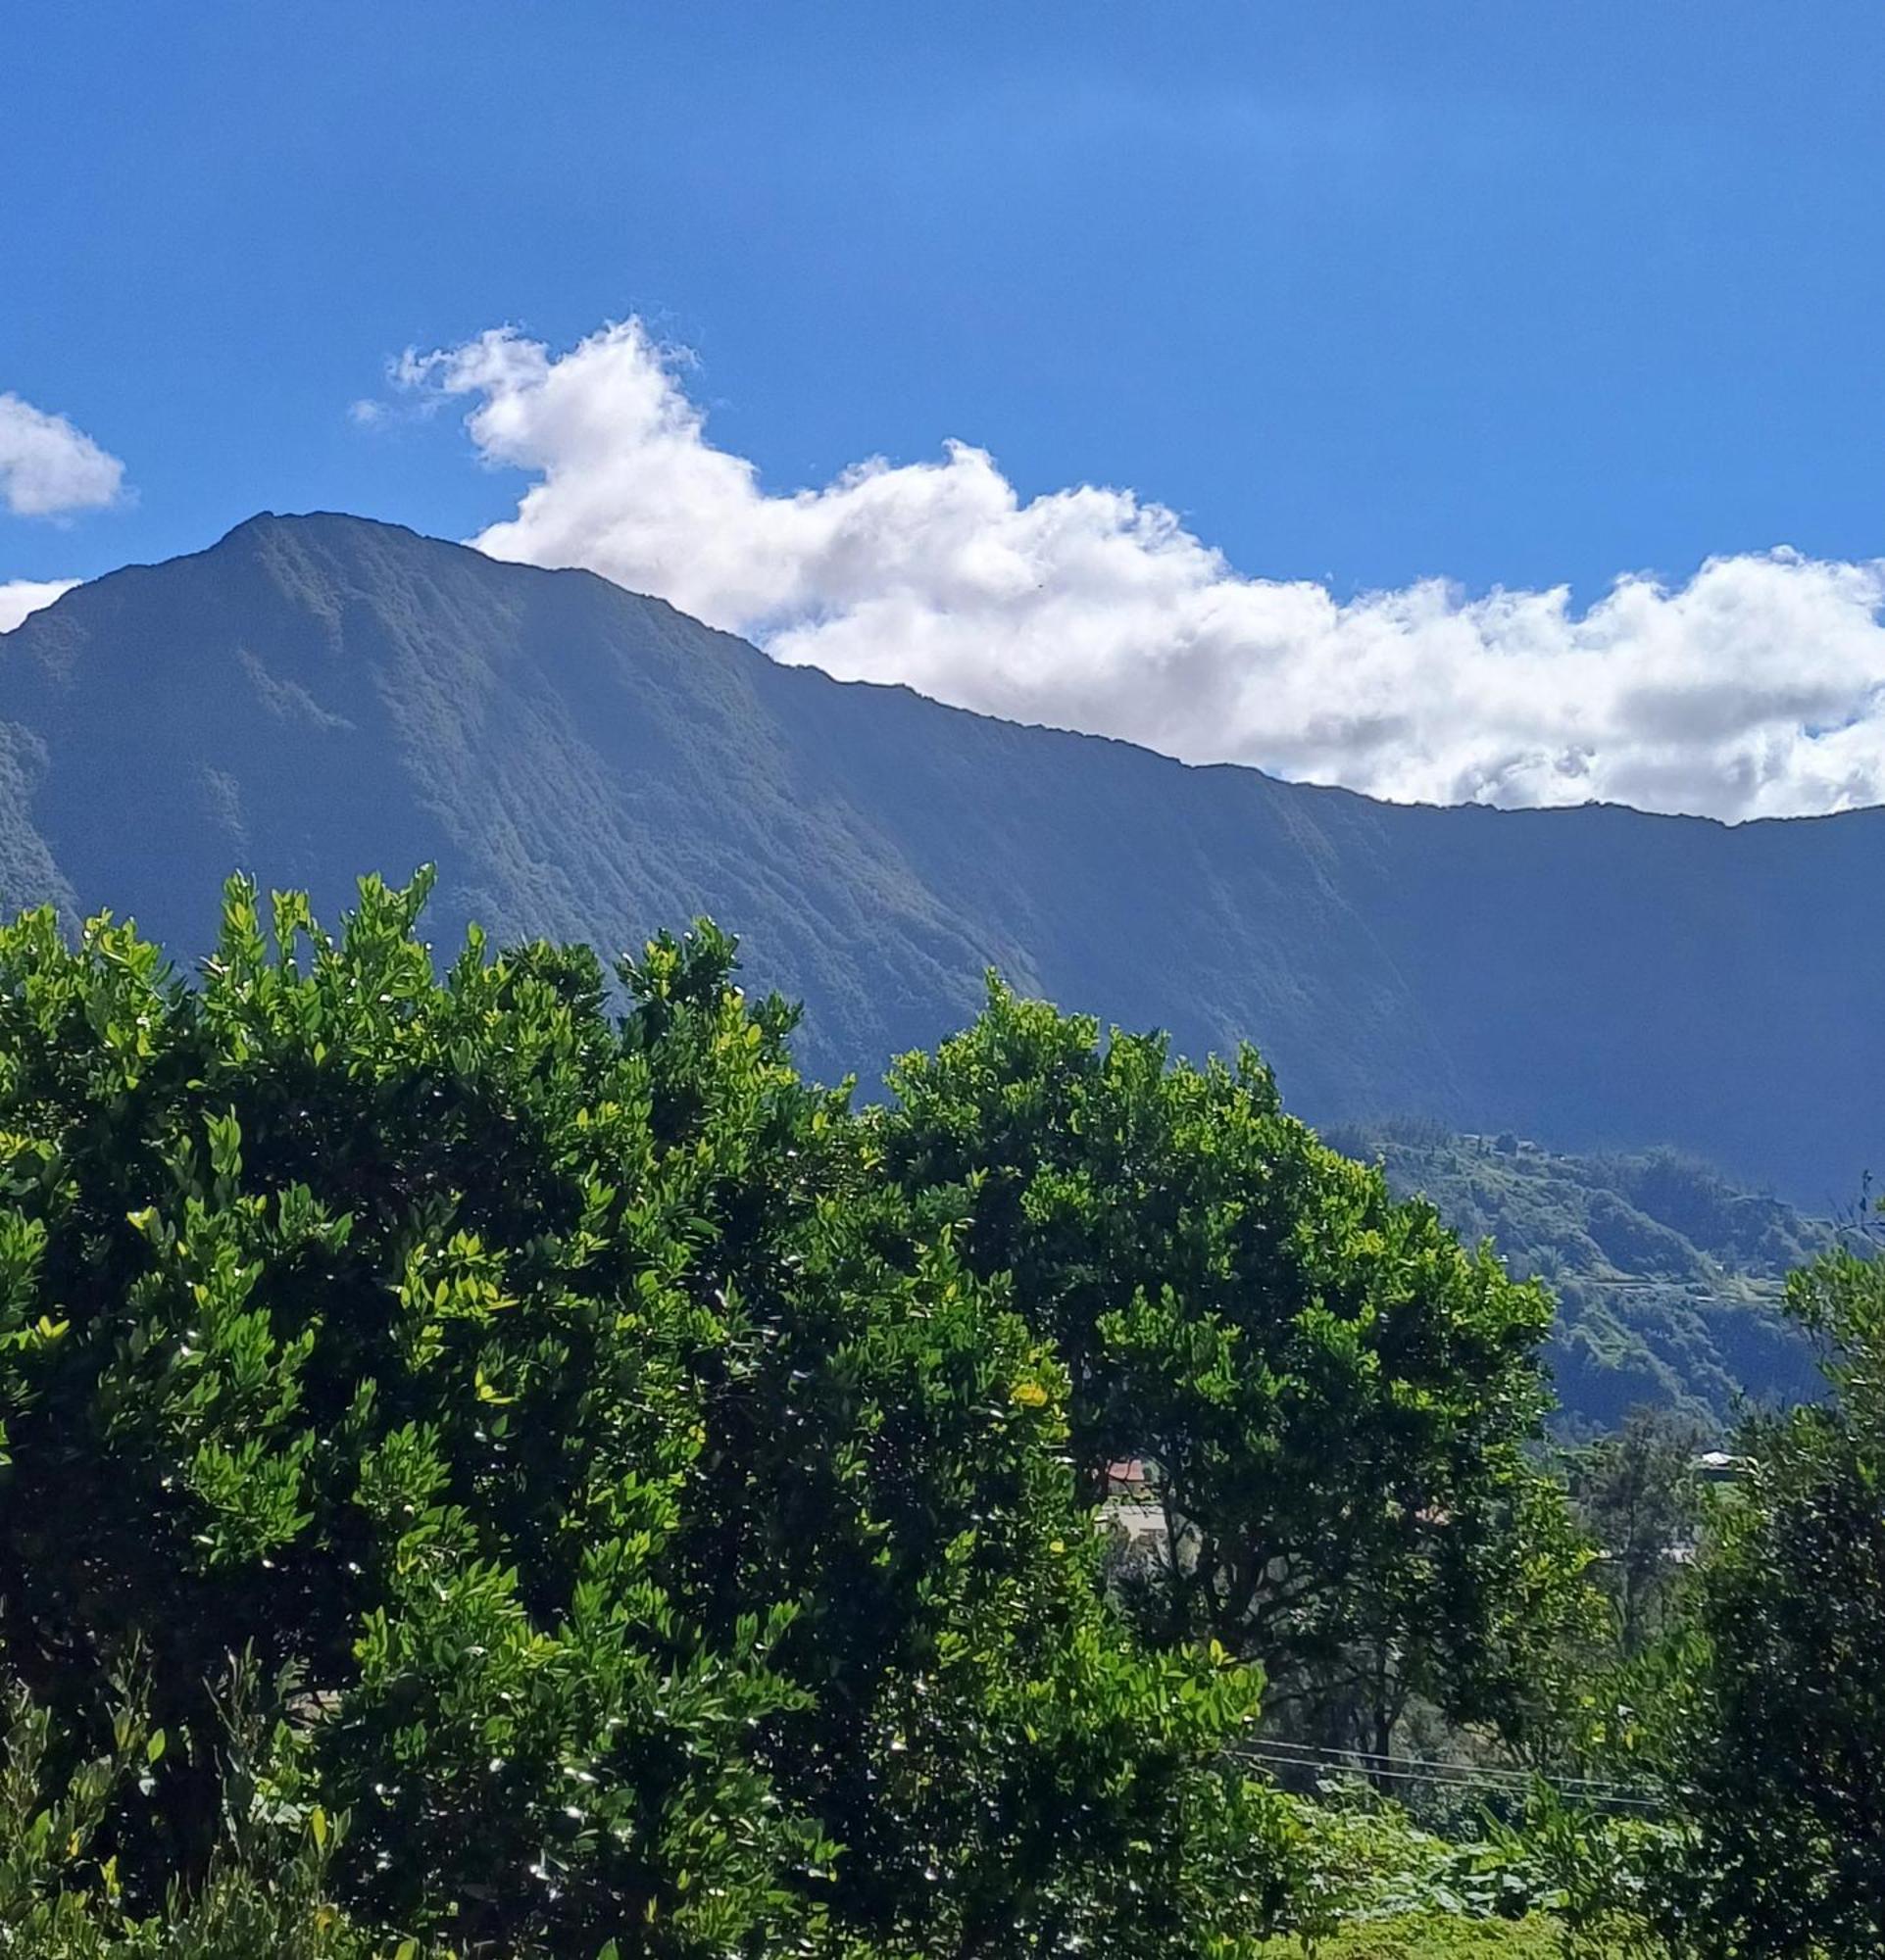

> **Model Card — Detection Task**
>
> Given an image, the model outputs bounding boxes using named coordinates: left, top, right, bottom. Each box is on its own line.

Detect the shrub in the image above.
left=0, top=876, right=1288, bottom=1957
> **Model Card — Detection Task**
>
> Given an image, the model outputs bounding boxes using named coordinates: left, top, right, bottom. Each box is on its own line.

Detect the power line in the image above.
left=1231, top=1753, right=1665, bottom=1814
left=1226, top=1740, right=1665, bottom=1813
left=1236, top=1740, right=1646, bottom=1797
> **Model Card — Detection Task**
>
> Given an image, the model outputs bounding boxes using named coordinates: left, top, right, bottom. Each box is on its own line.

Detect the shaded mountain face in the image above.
left=1, top=511, right=1878, bottom=1204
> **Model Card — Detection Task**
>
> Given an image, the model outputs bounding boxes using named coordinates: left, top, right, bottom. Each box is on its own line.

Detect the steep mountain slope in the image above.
left=1326, top=1121, right=1831, bottom=1430
left=1, top=511, right=1879, bottom=1205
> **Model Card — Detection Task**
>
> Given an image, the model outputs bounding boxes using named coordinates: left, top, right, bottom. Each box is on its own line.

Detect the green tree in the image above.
left=1568, top=1408, right=1704, bottom=1656
left=1654, top=1220, right=1885, bottom=1957
left=0, top=878, right=1289, bottom=1957
left=875, top=982, right=1594, bottom=1756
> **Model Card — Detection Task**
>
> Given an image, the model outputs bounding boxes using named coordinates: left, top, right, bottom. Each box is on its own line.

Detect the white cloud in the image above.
left=400, top=319, right=1885, bottom=821
left=0, top=577, right=75, bottom=635
left=0, top=393, right=125, bottom=518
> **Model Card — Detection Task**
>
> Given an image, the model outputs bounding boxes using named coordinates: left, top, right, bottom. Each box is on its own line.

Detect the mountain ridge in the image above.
left=2, top=510, right=1879, bottom=1205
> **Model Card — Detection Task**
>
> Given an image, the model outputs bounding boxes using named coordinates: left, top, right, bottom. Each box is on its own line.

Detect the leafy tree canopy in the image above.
left=1567, top=1407, right=1705, bottom=1658
left=874, top=984, right=1595, bottom=1754
left=1647, top=1216, right=1885, bottom=1958
left=0, top=876, right=1292, bottom=1958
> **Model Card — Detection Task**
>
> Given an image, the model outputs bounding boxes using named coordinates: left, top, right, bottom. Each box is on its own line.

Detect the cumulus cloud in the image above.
left=0, top=393, right=125, bottom=518
left=399, top=319, right=1885, bottom=821
left=0, top=577, right=76, bottom=635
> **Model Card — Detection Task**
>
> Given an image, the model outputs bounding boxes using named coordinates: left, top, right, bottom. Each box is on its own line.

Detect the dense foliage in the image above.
left=0, top=1665, right=401, bottom=1957
left=1644, top=1223, right=1885, bottom=1957
left=6, top=870, right=1875, bottom=1957
left=0, top=877, right=1293, bottom=1957
left=877, top=990, right=1595, bottom=1758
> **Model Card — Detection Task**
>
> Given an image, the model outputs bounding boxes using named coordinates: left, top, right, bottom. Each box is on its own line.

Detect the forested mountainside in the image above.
left=1, top=510, right=1879, bottom=1202
left=1327, top=1120, right=1832, bottom=1429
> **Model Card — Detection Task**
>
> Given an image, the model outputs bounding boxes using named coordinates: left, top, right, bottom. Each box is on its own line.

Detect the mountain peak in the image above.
left=213, top=508, right=455, bottom=555
left=0, top=515, right=1876, bottom=1210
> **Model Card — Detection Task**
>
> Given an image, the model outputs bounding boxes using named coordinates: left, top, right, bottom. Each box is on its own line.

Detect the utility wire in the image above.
left=1241, top=1737, right=1641, bottom=1793
left=1226, top=1740, right=1665, bottom=1813
left=1231, top=1753, right=1665, bottom=1814
left=1234, top=1739, right=1647, bottom=1796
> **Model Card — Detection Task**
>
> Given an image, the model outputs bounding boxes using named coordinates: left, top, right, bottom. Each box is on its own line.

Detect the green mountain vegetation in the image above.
left=1326, top=1120, right=1831, bottom=1431
left=0, top=874, right=1878, bottom=1956
left=1, top=512, right=1880, bottom=1216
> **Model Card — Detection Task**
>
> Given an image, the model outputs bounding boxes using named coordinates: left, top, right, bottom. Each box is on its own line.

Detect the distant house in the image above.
left=1693, top=1447, right=1750, bottom=1485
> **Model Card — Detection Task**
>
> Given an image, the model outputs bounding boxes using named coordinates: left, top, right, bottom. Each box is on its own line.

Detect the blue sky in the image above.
left=6, top=2, right=1885, bottom=817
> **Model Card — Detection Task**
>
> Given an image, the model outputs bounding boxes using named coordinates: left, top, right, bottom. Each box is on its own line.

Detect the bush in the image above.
left=1254, top=1918, right=1578, bottom=1958
left=0, top=1666, right=411, bottom=1958
left=0, top=876, right=1291, bottom=1957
